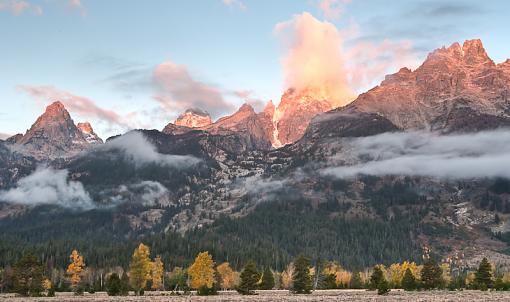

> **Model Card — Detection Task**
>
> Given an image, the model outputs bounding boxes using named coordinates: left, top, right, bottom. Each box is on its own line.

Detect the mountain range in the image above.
left=1, top=39, right=510, bottom=271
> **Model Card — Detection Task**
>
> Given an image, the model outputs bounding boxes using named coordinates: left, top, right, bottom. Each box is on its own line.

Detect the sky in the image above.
left=1, top=0, right=509, bottom=140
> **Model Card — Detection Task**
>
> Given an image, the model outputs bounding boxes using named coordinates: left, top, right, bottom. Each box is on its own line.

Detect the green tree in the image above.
left=291, top=255, right=312, bottom=294
left=167, top=267, right=188, bottom=292
left=349, top=271, right=363, bottom=289
left=106, top=273, right=121, bottom=296
left=12, top=253, right=44, bottom=297
left=421, top=258, right=443, bottom=289
left=237, top=261, right=260, bottom=295
left=475, top=257, right=493, bottom=290
left=260, top=267, right=275, bottom=290
left=120, top=273, right=130, bottom=296
left=369, top=265, right=385, bottom=290
left=401, top=268, right=417, bottom=291
left=129, top=243, right=152, bottom=295
left=377, top=278, right=390, bottom=295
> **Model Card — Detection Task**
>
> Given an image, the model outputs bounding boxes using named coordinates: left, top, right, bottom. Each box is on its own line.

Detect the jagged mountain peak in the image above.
left=15, top=101, right=95, bottom=159
left=175, top=108, right=212, bottom=128
left=77, top=122, right=103, bottom=144
left=350, top=38, right=510, bottom=132
left=424, top=39, right=494, bottom=68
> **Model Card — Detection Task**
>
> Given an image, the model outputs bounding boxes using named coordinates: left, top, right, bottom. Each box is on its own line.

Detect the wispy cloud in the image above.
left=0, top=166, right=94, bottom=209
left=67, top=0, right=85, bottom=15
left=153, top=60, right=236, bottom=118
left=222, top=0, right=246, bottom=10
left=322, top=130, right=510, bottom=179
left=317, top=0, right=351, bottom=20
left=0, top=0, right=42, bottom=15
left=19, top=85, right=132, bottom=131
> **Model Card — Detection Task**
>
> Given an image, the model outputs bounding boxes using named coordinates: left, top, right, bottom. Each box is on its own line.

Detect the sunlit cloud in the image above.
left=153, top=60, right=236, bottom=118
left=0, top=0, right=42, bottom=15
left=275, top=12, right=420, bottom=103
left=275, top=12, right=355, bottom=107
left=317, top=0, right=351, bottom=20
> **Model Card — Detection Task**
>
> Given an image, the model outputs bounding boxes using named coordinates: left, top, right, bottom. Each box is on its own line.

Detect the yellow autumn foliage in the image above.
left=66, top=249, right=85, bottom=289
left=129, top=243, right=152, bottom=294
left=151, top=256, right=164, bottom=290
left=188, top=251, right=215, bottom=289
left=217, top=262, right=237, bottom=289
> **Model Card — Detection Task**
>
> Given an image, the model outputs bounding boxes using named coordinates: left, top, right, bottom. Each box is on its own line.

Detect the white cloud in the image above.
left=102, top=131, right=201, bottom=168
left=0, top=167, right=94, bottom=209
left=322, top=130, right=510, bottom=179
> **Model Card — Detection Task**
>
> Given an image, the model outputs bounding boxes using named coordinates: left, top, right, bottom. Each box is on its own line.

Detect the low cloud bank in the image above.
left=322, top=130, right=510, bottom=179
left=0, top=167, right=93, bottom=209
left=102, top=131, right=201, bottom=168
left=102, top=181, right=168, bottom=206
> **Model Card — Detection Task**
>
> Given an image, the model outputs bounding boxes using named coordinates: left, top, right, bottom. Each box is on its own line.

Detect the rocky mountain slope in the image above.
left=1, top=39, right=510, bottom=270
left=7, top=101, right=102, bottom=159
left=347, top=39, right=510, bottom=133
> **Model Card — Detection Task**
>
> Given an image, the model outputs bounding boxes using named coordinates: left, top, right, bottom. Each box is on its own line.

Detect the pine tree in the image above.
left=420, top=258, right=443, bottom=289
left=106, top=273, right=121, bottom=296
left=291, top=255, right=312, bottom=294
left=475, top=257, right=493, bottom=290
left=12, top=253, right=44, bottom=297
left=66, top=249, right=85, bottom=295
left=401, top=268, right=416, bottom=291
left=129, top=243, right=152, bottom=295
left=377, top=278, right=390, bottom=295
left=237, top=261, right=260, bottom=295
left=349, top=271, right=363, bottom=289
left=369, top=265, right=385, bottom=290
left=120, top=273, right=130, bottom=296
left=260, top=267, right=275, bottom=290
left=188, top=251, right=216, bottom=295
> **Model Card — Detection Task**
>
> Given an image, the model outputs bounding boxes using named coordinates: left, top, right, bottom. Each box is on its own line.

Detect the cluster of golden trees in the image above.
left=18, top=243, right=510, bottom=297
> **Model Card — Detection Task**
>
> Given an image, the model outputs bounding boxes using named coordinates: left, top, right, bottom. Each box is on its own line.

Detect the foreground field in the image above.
left=2, top=290, right=510, bottom=302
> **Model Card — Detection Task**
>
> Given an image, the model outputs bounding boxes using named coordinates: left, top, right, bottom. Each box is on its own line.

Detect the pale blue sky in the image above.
left=0, top=0, right=509, bottom=139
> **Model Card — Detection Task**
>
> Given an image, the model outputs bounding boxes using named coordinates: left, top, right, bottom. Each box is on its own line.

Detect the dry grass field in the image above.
left=2, top=290, right=510, bottom=302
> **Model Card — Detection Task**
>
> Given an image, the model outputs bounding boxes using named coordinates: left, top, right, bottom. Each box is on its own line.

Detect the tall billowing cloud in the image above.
left=102, top=131, right=201, bottom=168
left=322, top=130, right=510, bottom=179
left=275, top=12, right=419, bottom=103
left=275, top=12, right=355, bottom=107
left=0, top=167, right=93, bottom=209
left=153, top=61, right=235, bottom=118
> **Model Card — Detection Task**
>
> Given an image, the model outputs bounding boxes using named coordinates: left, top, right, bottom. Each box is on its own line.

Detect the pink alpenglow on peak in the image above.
left=77, top=122, right=103, bottom=144
left=174, top=108, right=212, bottom=128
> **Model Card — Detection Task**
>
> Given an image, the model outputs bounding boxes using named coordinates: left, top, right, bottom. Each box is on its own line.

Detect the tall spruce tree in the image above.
left=369, top=265, right=385, bottom=290
left=260, top=267, right=275, bottom=290
left=420, top=258, right=443, bottom=289
left=291, top=255, right=312, bottom=294
left=475, top=257, right=493, bottom=290
left=401, top=268, right=417, bottom=291
left=12, top=253, right=44, bottom=297
left=237, top=261, right=260, bottom=295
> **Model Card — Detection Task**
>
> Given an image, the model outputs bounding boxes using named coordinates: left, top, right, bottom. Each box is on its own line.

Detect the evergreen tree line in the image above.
left=2, top=244, right=510, bottom=297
